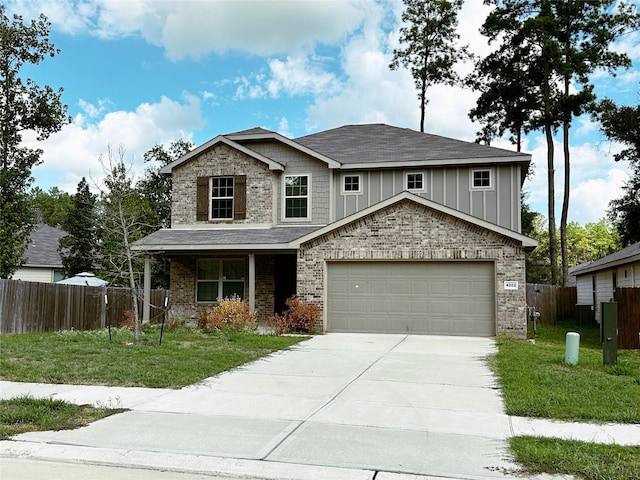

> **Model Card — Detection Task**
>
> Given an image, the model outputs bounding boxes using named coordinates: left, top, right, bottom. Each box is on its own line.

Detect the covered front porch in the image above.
left=133, top=227, right=318, bottom=324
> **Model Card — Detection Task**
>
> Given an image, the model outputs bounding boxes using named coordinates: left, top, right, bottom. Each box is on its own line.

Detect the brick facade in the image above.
left=168, top=254, right=276, bottom=324
left=296, top=199, right=527, bottom=337
left=171, top=144, right=274, bottom=226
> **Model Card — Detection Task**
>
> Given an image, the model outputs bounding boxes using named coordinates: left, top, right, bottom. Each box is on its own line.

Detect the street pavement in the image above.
left=1, top=334, right=638, bottom=480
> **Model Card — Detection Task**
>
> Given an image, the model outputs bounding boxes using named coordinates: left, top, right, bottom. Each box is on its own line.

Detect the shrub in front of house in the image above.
left=201, top=296, right=257, bottom=332
left=266, top=296, right=320, bottom=335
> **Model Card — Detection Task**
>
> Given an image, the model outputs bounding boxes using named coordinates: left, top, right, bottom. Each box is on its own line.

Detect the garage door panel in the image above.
left=431, top=282, right=450, bottom=296
left=327, top=262, right=495, bottom=336
left=389, top=279, right=408, bottom=294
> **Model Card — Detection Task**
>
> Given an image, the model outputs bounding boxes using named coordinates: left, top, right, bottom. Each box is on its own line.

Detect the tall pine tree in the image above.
left=59, top=178, right=98, bottom=277
left=390, top=0, right=471, bottom=132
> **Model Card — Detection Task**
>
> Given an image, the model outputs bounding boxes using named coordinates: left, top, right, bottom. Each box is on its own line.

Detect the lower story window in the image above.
left=197, top=258, right=245, bottom=302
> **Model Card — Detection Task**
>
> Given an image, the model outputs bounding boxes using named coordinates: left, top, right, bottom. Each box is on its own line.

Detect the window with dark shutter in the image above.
left=234, top=175, right=246, bottom=220
left=196, top=177, right=209, bottom=221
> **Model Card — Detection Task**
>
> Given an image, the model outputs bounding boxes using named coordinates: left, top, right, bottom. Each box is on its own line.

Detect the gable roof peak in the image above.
left=224, top=127, right=277, bottom=137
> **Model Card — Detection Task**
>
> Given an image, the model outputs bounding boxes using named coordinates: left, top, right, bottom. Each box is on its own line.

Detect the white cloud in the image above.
left=569, top=168, right=629, bottom=225
left=8, top=0, right=368, bottom=60
left=266, top=55, right=341, bottom=98
left=26, top=94, right=204, bottom=192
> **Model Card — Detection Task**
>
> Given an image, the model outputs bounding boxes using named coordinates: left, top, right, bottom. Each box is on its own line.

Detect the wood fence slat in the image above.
left=0, top=279, right=168, bottom=334
left=615, top=287, right=640, bottom=349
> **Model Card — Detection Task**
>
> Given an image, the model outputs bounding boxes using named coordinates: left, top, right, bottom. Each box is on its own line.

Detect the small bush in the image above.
left=266, top=296, right=319, bottom=335
left=202, top=296, right=256, bottom=332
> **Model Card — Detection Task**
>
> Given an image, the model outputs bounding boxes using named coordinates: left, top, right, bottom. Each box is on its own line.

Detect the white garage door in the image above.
left=327, top=262, right=495, bottom=336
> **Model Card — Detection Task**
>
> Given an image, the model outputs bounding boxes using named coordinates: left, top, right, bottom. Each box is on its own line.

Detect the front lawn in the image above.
left=510, top=436, right=640, bottom=480
left=0, top=396, right=125, bottom=440
left=493, top=321, right=640, bottom=480
left=0, top=325, right=307, bottom=388
left=493, top=321, right=640, bottom=423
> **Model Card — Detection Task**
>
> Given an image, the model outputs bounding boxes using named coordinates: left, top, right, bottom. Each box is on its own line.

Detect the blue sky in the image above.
left=8, top=0, right=640, bottom=226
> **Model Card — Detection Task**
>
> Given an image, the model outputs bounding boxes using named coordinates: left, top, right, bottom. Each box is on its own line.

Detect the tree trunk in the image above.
left=560, top=76, right=571, bottom=287
left=420, top=77, right=427, bottom=133
left=119, top=200, right=140, bottom=345
left=543, top=60, right=558, bottom=285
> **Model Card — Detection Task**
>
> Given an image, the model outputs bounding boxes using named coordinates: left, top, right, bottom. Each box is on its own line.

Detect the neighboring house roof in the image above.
left=22, top=224, right=66, bottom=268
left=295, top=124, right=531, bottom=169
left=57, top=271, right=108, bottom=286
left=571, top=242, right=640, bottom=276
left=159, top=123, right=531, bottom=175
left=133, top=193, right=537, bottom=252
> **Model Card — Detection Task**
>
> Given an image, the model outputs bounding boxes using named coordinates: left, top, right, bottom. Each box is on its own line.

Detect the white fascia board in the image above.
left=289, top=191, right=537, bottom=249
left=160, top=136, right=285, bottom=173
left=338, top=155, right=531, bottom=170
left=226, top=132, right=342, bottom=169
left=131, top=243, right=293, bottom=252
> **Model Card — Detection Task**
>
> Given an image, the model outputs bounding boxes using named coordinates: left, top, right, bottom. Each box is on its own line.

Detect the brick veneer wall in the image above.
left=171, top=144, right=274, bottom=225
left=297, top=199, right=527, bottom=337
left=167, top=254, right=275, bottom=324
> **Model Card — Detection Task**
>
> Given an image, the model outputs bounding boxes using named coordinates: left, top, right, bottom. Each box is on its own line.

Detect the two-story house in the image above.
left=133, top=124, right=536, bottom=337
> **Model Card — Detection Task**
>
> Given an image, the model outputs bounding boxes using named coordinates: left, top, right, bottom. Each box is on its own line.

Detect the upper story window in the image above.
left=211, top=176, right=234, bottom=219
left=196, top=175, right=246, bottom=221
left=284, top=174, right=309, bottom=219
left=343, top=175, right=361, bottom=193
left=472, top=169, right=492, bottom=189
left=406, top=172, right=424, bottom=191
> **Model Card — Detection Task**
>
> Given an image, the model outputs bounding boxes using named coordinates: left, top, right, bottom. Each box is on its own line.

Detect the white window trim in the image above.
left=341, top=174, right=362, bottom=194
left=196, top=258, right=246, bottom=303
left=405, top=171, right=425, bottom=192
left=470, top=168, right=494, bottom=190
left=210, top=176, right=234, bottom=220
left=282, top=173, right=311, bottom=221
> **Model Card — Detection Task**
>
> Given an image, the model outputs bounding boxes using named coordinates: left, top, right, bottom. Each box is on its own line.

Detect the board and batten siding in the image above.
left=248, top=141, right=331, bottom=225
left=334, top=165, right=523, bottom=232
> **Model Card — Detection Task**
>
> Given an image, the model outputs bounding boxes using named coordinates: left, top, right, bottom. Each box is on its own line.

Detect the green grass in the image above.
left=0, top=325, right=307, bottom=388
left=510, top=436, right=640, bottom=480
left=493, top=321, right=640, bottom=423
left=0, top=396, right=125, bottom=440
left=493, top=321, right=640, bottom=480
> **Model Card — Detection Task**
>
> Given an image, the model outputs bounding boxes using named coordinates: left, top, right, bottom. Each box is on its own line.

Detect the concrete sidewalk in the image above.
left=1, top=334, right=638, bottom=480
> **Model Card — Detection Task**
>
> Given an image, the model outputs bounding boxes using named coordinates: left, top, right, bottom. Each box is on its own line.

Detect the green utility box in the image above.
left=601, top=302, right=618, bottom=366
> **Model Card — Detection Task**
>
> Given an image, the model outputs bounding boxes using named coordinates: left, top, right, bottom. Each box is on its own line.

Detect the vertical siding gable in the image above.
left=332, top=164, right=522, bottom=231
left=248, top=141, right=331, bottom=225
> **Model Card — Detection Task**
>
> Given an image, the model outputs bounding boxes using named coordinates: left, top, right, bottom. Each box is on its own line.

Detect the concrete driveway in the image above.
left=4, top=334, right=522, bottom=479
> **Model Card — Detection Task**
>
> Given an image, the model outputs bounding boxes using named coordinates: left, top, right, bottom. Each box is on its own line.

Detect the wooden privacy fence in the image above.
left=0, top=279, right=169, bottom=334
left=526, top=283, right=577, bottom=325
left=615, top=288, right=640, bottom=350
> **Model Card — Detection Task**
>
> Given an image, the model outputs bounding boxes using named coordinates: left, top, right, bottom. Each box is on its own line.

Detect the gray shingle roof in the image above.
left=132, top=226, right=321, bottom=251
left=571, top=242, right=640, bottom=276
left=295, top=124, right=529, bottom=165
left=23, top=224, right=67, bottom=267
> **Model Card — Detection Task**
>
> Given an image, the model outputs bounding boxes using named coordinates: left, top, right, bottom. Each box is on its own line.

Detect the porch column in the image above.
left=143, top=255, right=151, bottom=324
left=248, top=254, right=256, bottom=311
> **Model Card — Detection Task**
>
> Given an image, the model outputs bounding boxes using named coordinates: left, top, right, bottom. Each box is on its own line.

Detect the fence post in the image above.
left=143, top=255, right=151, bottom=324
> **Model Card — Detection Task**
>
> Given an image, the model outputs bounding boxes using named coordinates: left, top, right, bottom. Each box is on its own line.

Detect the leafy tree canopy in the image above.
left=0, top=6, right=68, bottom=277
